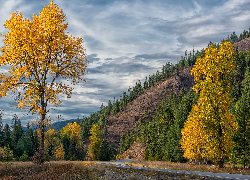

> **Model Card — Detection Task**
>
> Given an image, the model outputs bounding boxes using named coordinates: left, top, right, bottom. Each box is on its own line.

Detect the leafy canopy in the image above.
left=0, top=1, right=87, bottom=115
left=181, top=41, right=238, bottom=166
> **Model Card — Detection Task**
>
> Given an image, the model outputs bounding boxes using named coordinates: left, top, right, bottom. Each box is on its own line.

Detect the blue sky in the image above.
left=0, top=0, right=250, bottom=126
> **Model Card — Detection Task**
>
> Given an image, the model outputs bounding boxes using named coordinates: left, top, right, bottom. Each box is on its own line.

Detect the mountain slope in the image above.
left=106, top=67, right=195, bottom=150
left=234, top=37, right=250, bottom=53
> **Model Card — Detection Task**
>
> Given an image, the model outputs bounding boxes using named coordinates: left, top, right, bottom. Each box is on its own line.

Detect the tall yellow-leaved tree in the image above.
left=0, top=1, right=87, bottom=163
left=180, top=41, right=238, bottom=168
left=86, top=124, right=102, bottom=160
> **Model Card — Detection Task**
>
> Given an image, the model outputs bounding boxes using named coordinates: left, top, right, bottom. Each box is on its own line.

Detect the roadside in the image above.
left=1, top=160, right=249, bottom=180
left=95, top=159, right=250, bottom=180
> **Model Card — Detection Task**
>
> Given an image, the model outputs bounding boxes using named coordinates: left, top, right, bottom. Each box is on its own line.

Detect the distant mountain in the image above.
left=23, top=119, right=79, bottom=133
left=50, top=119, right=79, bottom=131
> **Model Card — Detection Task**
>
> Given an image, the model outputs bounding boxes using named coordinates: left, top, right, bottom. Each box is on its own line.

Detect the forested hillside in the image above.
left=1, top=29, right=250, bottom=167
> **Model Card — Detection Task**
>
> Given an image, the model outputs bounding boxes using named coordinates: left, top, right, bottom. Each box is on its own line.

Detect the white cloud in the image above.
left=1, top=0, right=250, bottom=125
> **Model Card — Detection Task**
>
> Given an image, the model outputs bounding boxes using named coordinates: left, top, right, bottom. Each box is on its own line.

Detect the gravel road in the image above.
left=95, top=159, right=250, bottom=180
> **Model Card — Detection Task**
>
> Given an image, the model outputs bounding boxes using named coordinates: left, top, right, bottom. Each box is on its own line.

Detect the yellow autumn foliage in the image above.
left=0, top=0, right=87, bottom=116
left=44, top=127, right=58, bottom=155
left=0, top=1, right=87, bottom=162
left=55, top=143, right=65, bottom=160
left=86, top=124, right=102, bottom=160
left=180, top=41, right=238, bottom=166
left=60, top=122, right=82, bottom=147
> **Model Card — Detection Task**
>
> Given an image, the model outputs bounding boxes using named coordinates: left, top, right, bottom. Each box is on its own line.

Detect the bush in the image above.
left=44, top=152, right=50, bottom=161
left=19, top=151, right=29, bottom=162
left=0, top=145, right=13, bottom=162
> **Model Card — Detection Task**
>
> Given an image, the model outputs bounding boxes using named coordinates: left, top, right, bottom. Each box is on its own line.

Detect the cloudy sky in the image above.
left=0, top=0, right=250, bottom=126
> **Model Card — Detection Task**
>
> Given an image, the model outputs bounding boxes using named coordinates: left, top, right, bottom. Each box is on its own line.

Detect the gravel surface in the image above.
left=96, top=159, right=250, bottom=180
left=98, top=166, right=209, bottom=180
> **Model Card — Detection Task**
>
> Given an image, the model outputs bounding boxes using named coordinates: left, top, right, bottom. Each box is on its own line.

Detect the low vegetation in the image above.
left=1, top=160, right=249, bottom=180
left=0, top=161, right=104, bottom=180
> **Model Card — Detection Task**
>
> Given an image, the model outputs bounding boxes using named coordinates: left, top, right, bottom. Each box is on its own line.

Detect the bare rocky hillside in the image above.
left=105, top=67, right=195, bottom=151
left=234, top=37, right=250, bottom=53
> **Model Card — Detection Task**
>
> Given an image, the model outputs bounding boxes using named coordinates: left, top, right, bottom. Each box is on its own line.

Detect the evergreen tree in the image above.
left=144, top=76, right=149, bottom=90
left=0, top=112, right=3, bottom=147
left=15, top=135, right=27, bottom=157
left=119, top=134, right=126, bottom=155
left=33, top=129, right=40, bottom=153
left=165, top=90, right=197, bottom=163
left=25, top=125, right=35, bottom=157
left=15, top=123, right=34, bottom=159
left=62, top=135, right=70, bottom=160
left=11, top=114, right=23, bottom=153
left=232, top=68, right=250, bottom=168
left=99, top=139, right=110, bottom=161
left=2, top=124, right=12, bottom=147
left=109, top=141, right=116, bottom=160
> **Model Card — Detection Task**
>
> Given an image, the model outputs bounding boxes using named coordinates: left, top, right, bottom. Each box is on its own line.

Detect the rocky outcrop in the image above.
left=120, top=140, right=146, bottom=160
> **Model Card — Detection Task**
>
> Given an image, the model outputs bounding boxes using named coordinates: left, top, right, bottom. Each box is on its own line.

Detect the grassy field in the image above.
left=0, top=160, right=249, bottom=180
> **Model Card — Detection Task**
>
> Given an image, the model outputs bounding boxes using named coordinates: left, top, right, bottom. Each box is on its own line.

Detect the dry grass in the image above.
left=0, top=161, right=104, bottom=180
left=0, top=160, right=249, bottom=180
left=125, top=160, right=250, bottom=175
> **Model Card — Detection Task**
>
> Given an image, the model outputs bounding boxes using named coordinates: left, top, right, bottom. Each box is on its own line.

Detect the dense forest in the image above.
left=0, top=28, right=250, bottom=167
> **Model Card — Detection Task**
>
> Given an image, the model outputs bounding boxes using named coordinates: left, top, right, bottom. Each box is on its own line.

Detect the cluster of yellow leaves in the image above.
left=44, top=127, right=58, bottom=154
left=60, top=122, right=81, bottom=139
left=54, top=143, right=65, bottom=160
left=180, top=105, right=206, bottom=160
left=0, top=1, right=87, bottom=115
left=87, top=124, right=102, bottom=160
left=180, top=41, right=238, bottom=163
left=60, top=122, right=82, bottom=147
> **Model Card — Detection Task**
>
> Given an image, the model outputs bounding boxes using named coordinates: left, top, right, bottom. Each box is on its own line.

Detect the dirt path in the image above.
left=95, top=159, right=250, bottom=180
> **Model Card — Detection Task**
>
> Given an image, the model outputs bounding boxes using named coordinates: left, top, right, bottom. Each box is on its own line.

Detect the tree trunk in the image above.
left=217, top=125, right=225, bottom=168
left=39, top=89, right=46, bottom=164
left=39, top=113, right=45, bottom=164
left=218, top=159, right=224, bottom=168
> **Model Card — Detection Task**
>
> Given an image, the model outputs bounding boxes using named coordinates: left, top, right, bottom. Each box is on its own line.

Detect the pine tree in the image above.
left=99, top=139, right=110, bottom=161
left=11, top=114, right=23, bottom=155
left=25, top=125, right=35, bottom=157
left=16, top=135, right=27, bottom=157
left=165, top=90, right=197, bottom=163
left=233, top=68, right=250, bottom=168
left=0, top=112, right=3, bottom=147
left=119, top=134, right=126, bottom=155
left=2, top=124, right=11, bottom=148
left=33, top=129, right=40, bottom=153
